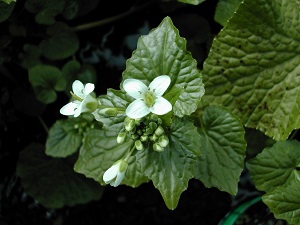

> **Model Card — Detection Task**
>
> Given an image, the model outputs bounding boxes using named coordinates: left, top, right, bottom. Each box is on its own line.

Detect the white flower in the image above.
left=60, top=80, right=98, bottom=117
left=123, top=75, right=172, bottom=119
left=103, top=160, right=128, bottom=187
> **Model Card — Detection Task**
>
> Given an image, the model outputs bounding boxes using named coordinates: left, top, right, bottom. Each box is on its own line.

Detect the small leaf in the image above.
left=122, top=16, right=204, bottom=117
left=39, top=22, right=79, bottom=60
left=16, top=143, right=104, bottom=208
left=29, top=65, right=66, bottom=104
left=247, top=140, right=300, bottom=193
left=263, top=179, right=300, bottom=225
left=214, top=0, right=243, bottom=26
left=0, top=1, right=15, bottom=23
left=138, top=117, right=202, bottom=209
left=194, top=105, right=246, bottom=195
left=46, top=119, right=83, bottom=158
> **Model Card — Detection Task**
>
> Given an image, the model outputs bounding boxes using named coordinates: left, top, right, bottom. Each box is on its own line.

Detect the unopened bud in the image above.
left=145, top=127, right=153, bottom=135
left=140, top=135, right=148, bottom=142
left=135, top=140, right=144, bottom=150
left=149, top=122, right=158, bottom=131
left=98, top=108, right=118, bottom=117
left=150, top=114, right=158, bottom=121
left=117, top=132, right=127, bottom=144
left=154, top=126, right=164, bottom=136
left=158, top=135, right=169, bottom=147
left=131, top=134, right=139, bottom=140
left=150, top=134, right=158, bottom=141
left=153, top=143, right=164, bottom=152
left=125, top=119, right=135, bottom=131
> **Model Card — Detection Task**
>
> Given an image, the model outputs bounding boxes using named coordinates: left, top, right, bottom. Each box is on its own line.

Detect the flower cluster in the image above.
left=118, top=114, right=169, bottom=152
left=60, top=76, right=173, bottom=187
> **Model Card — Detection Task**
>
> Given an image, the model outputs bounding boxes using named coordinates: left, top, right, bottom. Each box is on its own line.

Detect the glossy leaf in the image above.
left=247, top=140, right=300, bottom=193
left=122, top=16, right=204, bottom=117
left=214, top=0, right=243, bottom=26
left=201, top=0, right=300, bottom=140
left=194, top=106, right=246, bottom=195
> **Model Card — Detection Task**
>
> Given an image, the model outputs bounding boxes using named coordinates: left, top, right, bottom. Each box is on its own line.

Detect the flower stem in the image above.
left=73, top=1, right=155, bottom=32
left=124, top=144, right=136, bottom=162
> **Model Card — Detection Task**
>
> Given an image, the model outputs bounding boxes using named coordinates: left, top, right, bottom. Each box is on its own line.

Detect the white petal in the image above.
left=126, top=99, right=150, bottom=119
left=72, top=80, right=85, bottom=98
left=83, top=83, right=95, bottom=95
left=113, top=171, right=126, bottom=187
left=123, top=79, right=147, bottom=99
left=149, top=75, right=171, bottom=96
left=150, top=97, right=172, bottom=115
left=103, top=164, right=119, bottom=184
left=59, top=102, right=79, bottom=116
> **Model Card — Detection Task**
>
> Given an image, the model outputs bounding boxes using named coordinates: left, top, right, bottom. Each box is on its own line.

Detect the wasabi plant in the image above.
left=2, top=0, right=300, bottom=224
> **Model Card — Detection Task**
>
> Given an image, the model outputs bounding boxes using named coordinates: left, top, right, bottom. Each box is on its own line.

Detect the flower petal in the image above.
left=150, top=97, right=172, bottom=115
left=149, top=75, right=171, bottom=96
left=83, top=83, right=95, bottom=95
left=113, top=171, right=126, bottom=187
left=103, top=164, right=119, bottom=184
left=126, top=99, right=150, bottom=119
left=72, top=80, right=85, bottom=98
left=123, top=79, right=147, bottom=99
left=59, top=102, right=79, bottom=116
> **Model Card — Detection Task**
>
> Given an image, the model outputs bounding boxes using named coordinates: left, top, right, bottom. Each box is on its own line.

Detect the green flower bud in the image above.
left=131, top=134, right=139, bottom=140
left=153, top=143, right=164, bottom=152
left=135, top=140, right=144, bottom=151
left=98, top=108, right=118, bottom=117
left=137, top=129, right=143, bottom=135
left=158, top=135, right=169, bottom=147
left=86, top=101, right=99, bottom=112
left=145, top=127, right=153, bottom=135
left=154, top=126, right=165, bottom=136
left=140, top=135, right=148, bottom=142
left=150, top=114, right=158, bottom=121
left=142, top=117, right=150, bottom=125
left=150, top=134, right=158, bottom=142
left=117, top=132, right=127, bottom=144
left=149, top=122, right=158, bottom=131
left=125, top=119, right=135, bottom=131
left=157, top=118, right=162, bottom=125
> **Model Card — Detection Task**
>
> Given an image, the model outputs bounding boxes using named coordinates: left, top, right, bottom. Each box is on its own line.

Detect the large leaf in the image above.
left=263, top=179, right=300, bottom=225
left=74, top=129, right=149, bottom=187
left=214, top=0, right=243, bottom=26
left=247, top=140, right=300, bottom=193
left=137, top=117, right=202, bottom=209
left=122, top=16, right=204, bottom=117
left=201, top=0, right=300, bottom=140
left=16, top=143, right=104, bottom=208
left=194, top=106, right=246, bottom=195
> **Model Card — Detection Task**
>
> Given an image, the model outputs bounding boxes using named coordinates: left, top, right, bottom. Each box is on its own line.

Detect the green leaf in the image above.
left=194, top=105, right=246, bottom=195
left=214, top=0, right=243, bottom=26
left=178, top=0, right=205, bottom=5
left=39, top=22, right=79, bottom=60
left=74, top=129, right=149, bottom=187
left=20, top=44, right=41, bottom=69
left=1, top=0, right=16, bottom=4
left=29, top=65, right=66, bottom=104
left=247, top=140, right=300, bottom=193
left=46, top=119, right=83, bottom=158
left=122, top=16, right=204, bottom=117
left=62, top=0, right=79, bottom=20
left=263, top=179, right=300, bottom=225
left=0, top=1, right=15, bottom=23
left=16, top=143, right=104, bottom=208
left=201, top=0, right=300, bottom=140
left=94, top=89, right=130, bottom=130
left=138, top=117, right=202, bottom=209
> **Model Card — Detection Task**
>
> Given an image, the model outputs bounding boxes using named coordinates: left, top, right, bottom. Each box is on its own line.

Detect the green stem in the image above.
left=73, top=1, right=155, bottom=32
left=38, top=116, right=49, bottom=134
left=124, top=144, right=136, bottom=162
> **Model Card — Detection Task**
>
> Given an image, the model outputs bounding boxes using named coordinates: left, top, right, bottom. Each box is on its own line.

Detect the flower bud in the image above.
left=135, top=140, right=144, bottom=150
left=153, top=143, right=164, bottom=152
left=103, top=159, right=128, bottom=187
left=131, top=133, right=139, bottom=140
left=150, top=134, right=158, bottom=141
left=125, top=118, right=135, bottom=131
left=149, top=122, right=158, bottom=131
left=154, top=126, right=164, bottom=136
left=158, top=135, right=169, bottom=147
left=117, top=132, right=127, bottom=144
left=145, top=127, right=154, bottom=135
left=140, top=135, right=148, bottom=142
left=150, top=114, right=158, bottom=121
left=98, top=108, right=118, bottom=117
